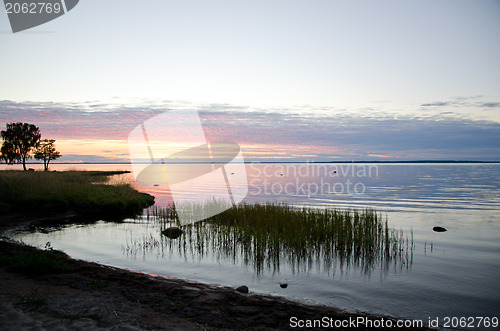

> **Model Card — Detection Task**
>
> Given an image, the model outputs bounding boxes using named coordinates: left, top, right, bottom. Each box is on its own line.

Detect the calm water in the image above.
left=6, top=163, right=500, bottom=326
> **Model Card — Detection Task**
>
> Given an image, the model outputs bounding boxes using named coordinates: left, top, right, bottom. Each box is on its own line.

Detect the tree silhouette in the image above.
left=1, top=122, right=41, bottom=170
left=35, top=139, right=61, bottom=171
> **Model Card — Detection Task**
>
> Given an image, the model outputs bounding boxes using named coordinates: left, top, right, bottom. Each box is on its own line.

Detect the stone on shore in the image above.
left=236, top=285, right=249, bottom=293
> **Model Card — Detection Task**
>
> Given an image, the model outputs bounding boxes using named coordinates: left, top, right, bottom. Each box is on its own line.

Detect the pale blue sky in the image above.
left=1, top=1, right=500, bottom=161
left=2, top=1, right=499, bottom=111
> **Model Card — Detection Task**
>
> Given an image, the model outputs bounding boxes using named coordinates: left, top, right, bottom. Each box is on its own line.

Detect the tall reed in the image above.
left=146, top=203, right=413, bottom=275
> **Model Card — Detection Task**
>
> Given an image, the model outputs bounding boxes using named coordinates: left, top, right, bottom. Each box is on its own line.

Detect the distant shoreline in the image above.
left=7, top=160, right=500, bottom=165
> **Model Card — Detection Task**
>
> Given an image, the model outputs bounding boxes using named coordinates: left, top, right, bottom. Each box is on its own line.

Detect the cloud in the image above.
left=420, top=96, right=500, bottom=111
left=1, top=100, right=500, bottom=161
left=0, top=100, right=164, bottom=140
left=421, top=102, right=449, bottom=107
left=480, top=102, right=500, bottom=108
left=198, top=108, right=500, bottom=160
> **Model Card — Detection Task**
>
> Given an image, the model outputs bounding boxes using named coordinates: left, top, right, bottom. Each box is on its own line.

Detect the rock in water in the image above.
left=433, top=226, right=447, bottom=232
left=279, top=283, right=288, bottom=288
left=236, top=285, right=249, bottom=293
left=161, top=227, right=183, bottom=239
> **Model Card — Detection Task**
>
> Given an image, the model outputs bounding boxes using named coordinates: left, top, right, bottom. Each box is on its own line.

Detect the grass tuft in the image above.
left=0, top=241, right=68, bottom=274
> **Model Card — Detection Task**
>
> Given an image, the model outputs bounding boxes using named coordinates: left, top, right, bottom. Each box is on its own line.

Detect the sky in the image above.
left=1, top=0, right=500, bottom=162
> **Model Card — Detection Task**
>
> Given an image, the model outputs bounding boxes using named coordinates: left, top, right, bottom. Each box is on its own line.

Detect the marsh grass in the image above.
left=0, top=241, right=68, bottom=274
left=0, top=170, right=154, bottom=215
left=146, top=205, right=178, bottom=227
left=145, top=203, right=413, bottom=275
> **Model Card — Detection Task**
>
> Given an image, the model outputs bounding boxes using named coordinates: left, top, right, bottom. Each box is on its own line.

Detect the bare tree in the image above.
left=34, top=139, right=61, bottom=171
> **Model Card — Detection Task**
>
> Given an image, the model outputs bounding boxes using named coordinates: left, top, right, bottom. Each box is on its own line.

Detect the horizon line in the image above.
left=9, top=160, right=500, bottom=165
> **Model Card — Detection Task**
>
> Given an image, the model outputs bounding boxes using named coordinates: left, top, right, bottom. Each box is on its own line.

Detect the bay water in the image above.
left=7, top=163, right=500, bottom=326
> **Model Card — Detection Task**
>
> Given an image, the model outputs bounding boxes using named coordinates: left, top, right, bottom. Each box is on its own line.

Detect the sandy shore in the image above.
left=0, top=214, right=432, bottom=330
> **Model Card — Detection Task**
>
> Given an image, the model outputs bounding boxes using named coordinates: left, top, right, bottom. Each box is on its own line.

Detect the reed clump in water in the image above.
left=149, top=203, right=413, bottom=275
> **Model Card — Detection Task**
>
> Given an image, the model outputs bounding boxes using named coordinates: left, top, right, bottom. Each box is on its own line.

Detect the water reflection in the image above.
left=9, top=163, right=500, bottom=322
left=123, top=204, right=413, bottom=276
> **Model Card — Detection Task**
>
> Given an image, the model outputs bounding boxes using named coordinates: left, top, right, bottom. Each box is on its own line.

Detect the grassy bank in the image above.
left=0, top=241, right=68, bottom=274
left=0, top=170, right=154, bottom=217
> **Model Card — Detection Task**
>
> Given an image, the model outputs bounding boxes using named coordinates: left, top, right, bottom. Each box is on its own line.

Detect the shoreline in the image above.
left=0, top=213, right=433, bottom=330
left=5, top=160, right=500, bottom=165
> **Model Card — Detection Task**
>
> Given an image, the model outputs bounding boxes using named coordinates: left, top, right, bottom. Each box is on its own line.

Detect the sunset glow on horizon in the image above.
left=1, top=101, right=499, bottom=163
left=1, top=1, right=499, bottom=163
